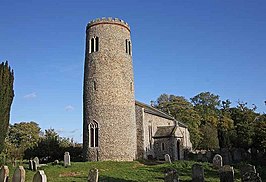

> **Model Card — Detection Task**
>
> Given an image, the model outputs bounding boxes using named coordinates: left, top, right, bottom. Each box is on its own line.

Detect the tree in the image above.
left=229, top=102, right=257, bottom=149
left=217, top=100, right=234, bottom=148
left=253, top=114, right=266, bottom=151
left=191, top=92, right=220, bottom=126
left=0, top=61, right=14, bottom=153
left=5, top=121, right=41, bottom=160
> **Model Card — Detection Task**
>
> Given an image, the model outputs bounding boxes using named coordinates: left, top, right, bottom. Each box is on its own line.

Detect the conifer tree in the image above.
left=0, top=61, right=14, bottom=153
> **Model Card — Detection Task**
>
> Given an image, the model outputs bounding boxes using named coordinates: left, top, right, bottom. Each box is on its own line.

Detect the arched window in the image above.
left=89, top=120, right=99, bottom=147
left=125, top=39, right=131, bottom=55
left=89, top=37, right=99, bottom=53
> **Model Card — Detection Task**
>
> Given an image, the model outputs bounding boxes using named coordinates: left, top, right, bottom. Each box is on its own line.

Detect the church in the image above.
left=83, top=17, right=192, bottom=161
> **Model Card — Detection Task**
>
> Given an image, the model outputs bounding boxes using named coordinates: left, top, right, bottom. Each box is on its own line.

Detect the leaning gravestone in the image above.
left=164, top=169, right=179, bottom=182
left=32, top=160, right=37, bottom=171
left=219, top=165, right=234, bottom=182
left=192, top=164, right=204, bottom=182
left=33, top=170, right=47, bottom=182
left=88, top=168, right=98, bottom=182
left=33, top=157, right=40, bottom=167
left=12, top=166, right=25, bottom=182
left=0, top=166, right=9, bottom=182
left=165, top=154, right=172, bottom=164
left=212, top=154, right=222, bottom=169
left=64, top=152, right=71, bottom=167
left=29, top=160, right=33, bottom=170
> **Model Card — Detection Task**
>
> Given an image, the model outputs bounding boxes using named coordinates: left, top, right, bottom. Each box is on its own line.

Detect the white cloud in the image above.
left=65, top=105, right=74, bottom=112
left=69, top=129, right=79, bottom=133
left=24, top=92, right=37, bottom=99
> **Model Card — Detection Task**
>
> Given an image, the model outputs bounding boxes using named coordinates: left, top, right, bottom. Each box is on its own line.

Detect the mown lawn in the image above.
left=3, top=160, right=256, bottom=182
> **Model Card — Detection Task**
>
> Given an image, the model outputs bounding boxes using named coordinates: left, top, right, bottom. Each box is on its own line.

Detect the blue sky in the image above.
left=1, top=0, right=265, bottom=142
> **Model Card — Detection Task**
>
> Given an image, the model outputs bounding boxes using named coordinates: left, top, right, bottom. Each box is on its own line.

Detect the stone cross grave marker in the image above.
left=219, top=165, right=234, bottom=182
left=33, top=170, right=47, bottom=182
left=32, top=160, right=37, bottom=171
left=33, top=157, right=39, bottom=167
left=164, top=169, right=179, bottom=182
left=192, top=164, right=204, bottom=182
left=64, top=152, right=71, bottom=167
left=164, top=154, right=172, bottom=164
left=12, top=166, right=25, bottom=182
left=212, top=154, right=222, bottom=169
left=0, top=166, right=9, bottom=182
left=88, top=168, right=99, bottom=182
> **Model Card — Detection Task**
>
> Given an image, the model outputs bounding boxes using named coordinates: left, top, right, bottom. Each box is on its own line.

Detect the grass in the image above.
left=3, top=160, right=264, bottom=182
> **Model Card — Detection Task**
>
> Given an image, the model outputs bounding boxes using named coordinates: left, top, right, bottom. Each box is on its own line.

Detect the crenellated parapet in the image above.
left=87, top=17, right=130, bottom=31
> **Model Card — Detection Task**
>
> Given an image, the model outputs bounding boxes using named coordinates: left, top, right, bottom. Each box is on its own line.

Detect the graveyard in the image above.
left=1, top=158, right=266, bottom=181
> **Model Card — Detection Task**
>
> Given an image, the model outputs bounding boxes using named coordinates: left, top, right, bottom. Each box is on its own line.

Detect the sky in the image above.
left=1, top=0, right=265, bottom=142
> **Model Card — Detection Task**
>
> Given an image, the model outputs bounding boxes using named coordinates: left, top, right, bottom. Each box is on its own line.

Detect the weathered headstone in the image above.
left=88, top=168, right=98, bottom=182
left=33, top=157, right=39, bottom=167
left=240, top=164, right=262, bottom=182
left=64, top=152, right=71, bottom=167
left=164, top=169, right=179, bottom=182
left=32, top=160, right=37, bottom=171
left=212, top=154, right=222, bottom=169
left=242, top=171, right=262, bottom=182
left=29, top=160, right=33, bottom=170
left=33, top=170, right=47, bottom=182
left=219, top=165, right=234, bottom=182
left=240, top=164, right=256, bottom=177
left=0, top=166, right=9, bottom=182
left=164, top=154, right=171, bottom=164
left=192, top=164, right=204, bottom=182
left=12, top=166, right=25, bottom=182
left=53, top=160, right=59, bottom=165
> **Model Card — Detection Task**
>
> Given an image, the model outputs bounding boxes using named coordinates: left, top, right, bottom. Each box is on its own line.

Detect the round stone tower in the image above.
left=83, top=17, right=136, bottom=161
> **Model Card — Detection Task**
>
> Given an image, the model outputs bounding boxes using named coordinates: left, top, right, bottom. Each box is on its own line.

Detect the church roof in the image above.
left=153, top=126, right=176, bottom=138
left=135, top=100, right=188, bottom=128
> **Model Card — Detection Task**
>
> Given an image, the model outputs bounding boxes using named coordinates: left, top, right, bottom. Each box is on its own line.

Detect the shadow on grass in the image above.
left=138, top=159, right=165, bottom=166
left=99, top=176, right=138, bottom=182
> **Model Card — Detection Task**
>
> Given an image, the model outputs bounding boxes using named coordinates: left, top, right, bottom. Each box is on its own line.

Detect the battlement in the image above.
left=87, top=17, right=130, bottom=31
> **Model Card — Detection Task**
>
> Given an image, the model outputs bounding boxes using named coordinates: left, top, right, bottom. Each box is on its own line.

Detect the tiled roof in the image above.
left=153, top=126, right=176, bottom=138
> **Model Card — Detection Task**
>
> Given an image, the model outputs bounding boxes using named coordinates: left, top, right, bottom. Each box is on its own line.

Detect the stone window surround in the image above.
left=89, top=120, right=99, bottom=148
left=89, top=36, right=99, bottom=53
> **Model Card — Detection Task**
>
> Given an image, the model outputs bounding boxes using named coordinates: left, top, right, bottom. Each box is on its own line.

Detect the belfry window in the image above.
left=89, top=36, right=99, bottom=53
left=125, top=39, right=131, bottom=55
left=89, top=120, right=99, bottom=147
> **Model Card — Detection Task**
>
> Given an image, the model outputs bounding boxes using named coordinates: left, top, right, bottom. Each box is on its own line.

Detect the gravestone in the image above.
left=12, top=166, right=25, bottom=182
left=64, top=152, right=71, bottom=167
left=164, top=154, right=171, bottom=164
left=88, top=168, right=98, bottom=182
left=29, top=160, right=33, bottom=170
left=192, top=164, right=204, bottom=182
left=240, top=164, right=256, bottom=178
left=32, top=160, right=37, bottom=171
left=33, top=157, right=40, bottom=167
left=53, top=160, right=59, bottom=165
left=164, top=169, right=179, bottom=182
left=33, top=170, right=47, bottom=182
left=0, top=166, right=9, bottom=182
left=242, top=171, right=262, bottom=182
left=219, top=165, right=234, bottom=182
left=212, top=154, right=222, bottom=169
left=240, top=164, right=262, bottom=182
